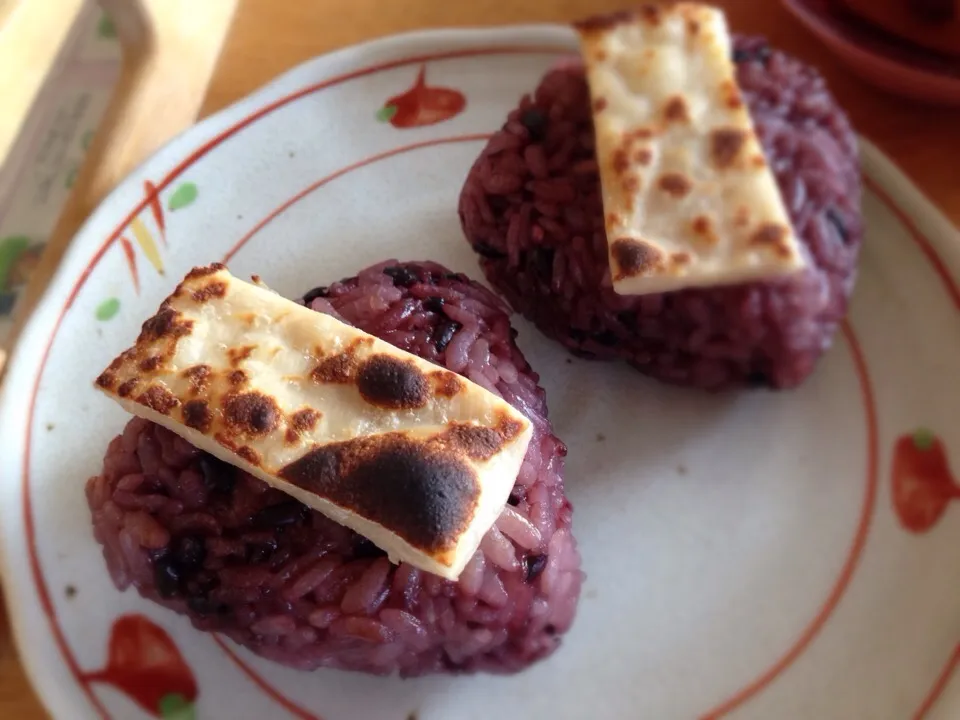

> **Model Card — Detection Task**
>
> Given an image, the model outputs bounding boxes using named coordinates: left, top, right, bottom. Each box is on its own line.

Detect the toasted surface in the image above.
left=576, top=4, right=807, bottom=295
left=94, top=264, right=533, bottom=580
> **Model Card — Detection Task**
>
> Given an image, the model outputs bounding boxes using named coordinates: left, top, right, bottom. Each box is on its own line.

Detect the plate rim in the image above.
left=1, top=23, right=959, bottom=720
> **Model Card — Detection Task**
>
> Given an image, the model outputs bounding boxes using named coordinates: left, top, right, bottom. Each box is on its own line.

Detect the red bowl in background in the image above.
left=781, top=0, right=960, bottom=106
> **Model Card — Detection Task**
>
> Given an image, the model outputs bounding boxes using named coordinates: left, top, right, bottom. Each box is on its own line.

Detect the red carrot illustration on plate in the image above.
left=82, top=614, right=198, bottom=719
left=891, top=428, right=959, bottom=533
left=144, top=180, right=166, bottom=243
left=376, top=65, right=466, bottom=128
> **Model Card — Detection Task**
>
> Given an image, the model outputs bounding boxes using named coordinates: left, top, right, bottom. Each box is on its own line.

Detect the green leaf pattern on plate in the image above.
left=159, top=693, right=196, bottom=720
left=95, top=297, right=120, bottom=321
left=376, top=105, right=398, bottom=122
left=168, top=182, right=199, bottom=211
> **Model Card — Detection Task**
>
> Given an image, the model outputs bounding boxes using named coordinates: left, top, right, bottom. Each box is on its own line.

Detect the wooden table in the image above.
left=2, top=0, right=958, bottom=717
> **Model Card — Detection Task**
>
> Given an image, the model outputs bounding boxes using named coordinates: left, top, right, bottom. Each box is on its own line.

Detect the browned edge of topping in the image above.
left=710, top=128, right=747, bottom=169
left=658, top=173, right=692, bottom=198
left=593, top=97, right=608, bottom=113
left=228, top=369, right=248, bottom=387
left=191, top=281, right=227, bottom=303
left=356, top=354, right=429, bottom=410
left=611, top=238, right=663, bottom=279
left=117, top=378, right=139, bottom=398
left=574, top=10, right=635, bottom=33
left=750, top=223, right=793, bottom=258
left=237, top=446, right=261, bottom=466
left=633, top=149, right=653, bottom=166
left=278, top=433, right=481, bottom=554
left=442, top=413, right=526, bottom=462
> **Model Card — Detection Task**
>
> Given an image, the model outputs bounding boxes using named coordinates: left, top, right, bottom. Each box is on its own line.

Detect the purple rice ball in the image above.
left=86, top=261, right=582, bottom=676
left=458, top=37, right=864, bottom=390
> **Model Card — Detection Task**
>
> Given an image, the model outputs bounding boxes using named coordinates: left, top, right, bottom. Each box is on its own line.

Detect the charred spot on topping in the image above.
left=214, top=432, right=238, bottom=451
left=95, top=371, right=116, bottom=390
left=182, top=364, right=212, bottom=394
left=228, top=369, right=248, bottom=387
left=139, top=355, right=162, bottom=372
left=191, top=281, right=227, bottom=303
left=357, top=354, right=429, bottom=410
left=140, top=306, right=193, bottom=342
left=593, top=97, right=608, bottom=113
left=633, top=149, right=652, bottom=165
left=574, top=10, right=633, bottom=32
left=525, top=553, right=548, bottom=582
left=663, top=96, right=689, bottom=123
left=285, top=428, right=300, bottom=445
left=612, top=148, right=630, bottom=175
left=431, top=370, right=463, bottom=398
left=672, top=252, right=692, bottom=266
left=692, top=215, right=718, bottom=243
left=432, top=319, right=461, bottom=353
left=606, top=212, right=622, bottom=227
left=227, top=345, right=255, bottom=367
left=751, top=154, right=766, bottom=168
left=710, top=128, right=747, bottom=169
left=108, top=349, right=134, bottom=372
left=117, top=379, right=138, bottom=398
left=311, top=351, right=358, bottom=384
left=279, top=434, right=479, bottom=553
left=687, top=19, right=700, bottom=34
left=657, top=173, right=692, bottom=198
left=237, top=446, right=261, bottom=466
left=751, top=223, right=789, bottom=252
left=224, top=392, right=281, bottom=436
left=291, top=408, right=321, bottom=434
left=519, top=108, right=547, bottom=142
left=423, top=296, right=445, bottom=313
left=137, top=386, right=180, bottom=415
left=182, top=399, right=212, bottom=433
left=612, top=238, right=663, bottom=279
left=384, top=265, right=418, bottom=288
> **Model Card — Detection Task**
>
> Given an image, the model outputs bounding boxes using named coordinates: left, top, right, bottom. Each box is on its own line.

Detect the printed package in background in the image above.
left=0, top=2, right=121, bottom=341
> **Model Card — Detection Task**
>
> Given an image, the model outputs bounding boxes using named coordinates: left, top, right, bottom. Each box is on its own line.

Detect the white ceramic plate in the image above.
left=2, top=25, right=960, bottom=720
